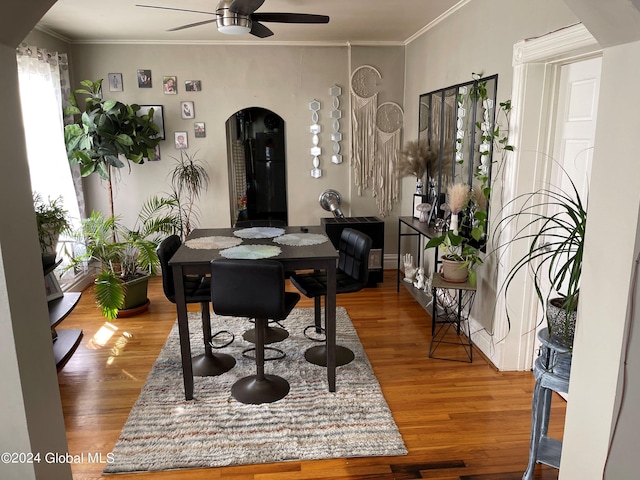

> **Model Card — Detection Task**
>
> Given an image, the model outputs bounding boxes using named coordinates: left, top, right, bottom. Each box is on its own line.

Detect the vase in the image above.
left=416, top=178, right=423, bottom=195
left=450, top=213, right=459, bottom=235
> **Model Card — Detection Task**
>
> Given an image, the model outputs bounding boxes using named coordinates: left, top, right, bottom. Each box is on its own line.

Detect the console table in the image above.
left=523, top=328, right=571, bottom=479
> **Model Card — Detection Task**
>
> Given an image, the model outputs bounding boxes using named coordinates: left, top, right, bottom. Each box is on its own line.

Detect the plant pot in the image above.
left=546, top=297, right=577, bottom=347
left=40, top=227, right=60, bottom=266
left=441, top=258, right=468, bottom=283
left=119, top=274, right=150, bottom=316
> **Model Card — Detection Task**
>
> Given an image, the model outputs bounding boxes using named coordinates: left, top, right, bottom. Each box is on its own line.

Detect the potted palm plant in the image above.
left=494, top=171, right=586, bottom=347
left=33, top=192, right=71, bottom=267
left=67, top=196, right=179, bottom=319
left=64, top=79, right=161, bottom=226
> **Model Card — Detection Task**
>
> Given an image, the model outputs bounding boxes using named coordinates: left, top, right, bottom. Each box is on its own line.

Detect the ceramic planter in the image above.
left=441, top=257, right=468, bottom=283
left=120, top=274, right=150, bottom=315
left=546, top=297, right=577, bottom=347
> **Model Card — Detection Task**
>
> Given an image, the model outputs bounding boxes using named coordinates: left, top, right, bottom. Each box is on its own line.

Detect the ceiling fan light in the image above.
left=218, top=23, right=251, bottom=35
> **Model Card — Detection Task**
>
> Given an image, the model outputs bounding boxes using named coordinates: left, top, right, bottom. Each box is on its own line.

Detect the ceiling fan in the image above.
left=136, top=0, right=330, bottom=38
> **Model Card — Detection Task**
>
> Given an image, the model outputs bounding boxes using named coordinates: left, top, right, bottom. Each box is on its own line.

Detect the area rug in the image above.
left=103, top=307, right=407, bottom=474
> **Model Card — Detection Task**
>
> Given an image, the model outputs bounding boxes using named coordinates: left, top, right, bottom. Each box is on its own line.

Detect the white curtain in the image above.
left=16, top=44, right=86, bottom=286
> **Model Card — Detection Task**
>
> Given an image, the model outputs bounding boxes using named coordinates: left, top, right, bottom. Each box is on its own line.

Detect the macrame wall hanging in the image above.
left=374, top=102, right=404, bottom=217
left=350, top=65, right=381, bottom=196
left=350, top=64, right=405, bottom=217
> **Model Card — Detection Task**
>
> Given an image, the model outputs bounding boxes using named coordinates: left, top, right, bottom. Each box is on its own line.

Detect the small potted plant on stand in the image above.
left=425, top=183, right=485, bottom=286
left=33, top=192, right=71, bottom=268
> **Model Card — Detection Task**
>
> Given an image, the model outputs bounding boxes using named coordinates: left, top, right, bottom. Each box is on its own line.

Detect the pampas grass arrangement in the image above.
left=447, top=183, right=470, bottom=214
left=398, top=139, right=438, bottom=180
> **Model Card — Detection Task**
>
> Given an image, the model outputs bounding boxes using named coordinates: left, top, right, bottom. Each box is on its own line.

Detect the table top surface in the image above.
left=169, top=225, right=339, bottom=266
left=431, top=272, right=477, bottom=291
left=398, top=216, right=441, bottom=238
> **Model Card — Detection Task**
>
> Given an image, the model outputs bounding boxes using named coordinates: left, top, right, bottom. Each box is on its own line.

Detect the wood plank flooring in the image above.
left=56, top=271, right=565, bottom=479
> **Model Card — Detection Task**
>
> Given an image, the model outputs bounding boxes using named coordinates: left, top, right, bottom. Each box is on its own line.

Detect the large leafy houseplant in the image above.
left=67, top=196, right=179, bottom=319
left=494, top=172, right=586, bottom=346
left=64, top=79, right=161, bottom=223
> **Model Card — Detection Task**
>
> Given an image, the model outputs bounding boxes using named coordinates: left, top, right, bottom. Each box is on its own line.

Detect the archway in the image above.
left=226, top=107, right=288, bottom=226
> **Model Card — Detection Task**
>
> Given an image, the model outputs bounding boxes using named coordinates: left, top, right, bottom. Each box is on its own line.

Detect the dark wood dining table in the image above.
left=168, top=225, right=339, bottom=400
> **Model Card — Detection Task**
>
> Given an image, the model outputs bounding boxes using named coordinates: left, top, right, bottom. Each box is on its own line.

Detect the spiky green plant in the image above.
left=493, top=169, right=586, bottom=342
left=168, top=150, right=210, bottom=238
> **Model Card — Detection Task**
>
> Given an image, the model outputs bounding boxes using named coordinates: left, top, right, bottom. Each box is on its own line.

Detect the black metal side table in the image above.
left=523, top=328, right=572, bottom=479
left=429, top=272, right=477, bottom=362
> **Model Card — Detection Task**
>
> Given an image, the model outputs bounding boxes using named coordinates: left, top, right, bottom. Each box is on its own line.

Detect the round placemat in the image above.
left=233, top=227, right=285, bottom=239
left=273, top=233, right=329, bottom=247
left=219, top=244, right=282, bottom=259
left=185, top=236, right=243, bottom=250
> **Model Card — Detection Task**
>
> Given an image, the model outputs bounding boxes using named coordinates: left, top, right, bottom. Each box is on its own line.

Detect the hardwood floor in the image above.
left=57, top=271, right=565, bottom=479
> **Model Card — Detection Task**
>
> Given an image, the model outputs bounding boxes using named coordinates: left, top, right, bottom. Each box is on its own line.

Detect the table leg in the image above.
left=172, top=264, right=194, bottom=400
left=325, top=260, right=337, bottom=392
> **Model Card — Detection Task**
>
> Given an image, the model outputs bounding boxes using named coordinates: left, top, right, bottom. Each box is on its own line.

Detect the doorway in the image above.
left=226, top=107, right=288, bottom=226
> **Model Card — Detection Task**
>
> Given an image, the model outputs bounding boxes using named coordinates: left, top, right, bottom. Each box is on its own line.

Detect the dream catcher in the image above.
left=350, top=65, right=382, bottom=195
left=374, top=102, right=404, bottom=217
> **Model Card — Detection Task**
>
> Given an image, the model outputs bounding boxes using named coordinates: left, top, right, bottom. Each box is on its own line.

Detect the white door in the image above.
left=533, top=56, right=602, bottom=359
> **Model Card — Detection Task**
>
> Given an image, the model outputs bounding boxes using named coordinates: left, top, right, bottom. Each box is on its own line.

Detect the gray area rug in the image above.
left=104, top=307, right=407, bottom=474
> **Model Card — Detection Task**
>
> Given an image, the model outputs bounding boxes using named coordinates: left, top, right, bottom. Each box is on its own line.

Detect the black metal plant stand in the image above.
left=429, top=273, right=476, bottom=362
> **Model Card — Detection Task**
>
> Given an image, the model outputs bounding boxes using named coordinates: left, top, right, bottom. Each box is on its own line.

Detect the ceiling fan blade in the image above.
left=250, top=21, right=274, bottom=38
left=229, top=0, right=265, bottom=16
left=136, top=4, right=214, bottom=16
left=252, top=13, right=330, bottom=24
left=167, top=19, right=218, bottom=32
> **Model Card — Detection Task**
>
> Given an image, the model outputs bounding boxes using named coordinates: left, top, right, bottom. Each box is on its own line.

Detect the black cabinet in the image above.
left=321, top=216, right=384, bottom=285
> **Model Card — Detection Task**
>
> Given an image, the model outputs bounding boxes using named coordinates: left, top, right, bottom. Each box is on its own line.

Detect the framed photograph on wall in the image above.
left=137, top=69, right=152, bottom=88
left=108, top=73, right=123, bottom=92
left=194, top=122, right=205, bottom=138
left=185, top=80, right=201, bottom=91
left=163, top=76, right=177, bottom=94
left=175, top=131, right=188, bottom=149
left=181, top=101, right=195, bottom=119
left=138, top=105, right=165, bottom=140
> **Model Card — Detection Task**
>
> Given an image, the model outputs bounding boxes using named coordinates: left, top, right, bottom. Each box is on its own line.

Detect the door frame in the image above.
left=485, top=23, right=602, bottom=371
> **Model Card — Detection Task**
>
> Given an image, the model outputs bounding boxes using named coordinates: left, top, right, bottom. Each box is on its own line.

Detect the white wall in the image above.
left=560, top=39, right=640, bottom=479
left=0, top=2, right=73, bottom=478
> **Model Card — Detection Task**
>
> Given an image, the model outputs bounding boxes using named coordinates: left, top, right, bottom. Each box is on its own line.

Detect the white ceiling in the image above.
left=36, top=0, right=465, bottom=45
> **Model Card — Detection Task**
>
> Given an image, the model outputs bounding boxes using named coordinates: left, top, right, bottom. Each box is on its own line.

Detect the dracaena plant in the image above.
left=493, top=169, right=586, bottom=336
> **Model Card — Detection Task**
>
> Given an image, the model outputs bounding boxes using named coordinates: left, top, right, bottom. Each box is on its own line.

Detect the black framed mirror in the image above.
left=418, top=74, right=498, bottom=248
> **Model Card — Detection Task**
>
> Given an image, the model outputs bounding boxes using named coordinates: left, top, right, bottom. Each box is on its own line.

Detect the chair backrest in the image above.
left=210, top=259, right=289, bottom=320
left=234, top=219, right=286, bottom=228
left=157, top=234, right=182, bottom=302
left=337, top=228, right=373, bottom=286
